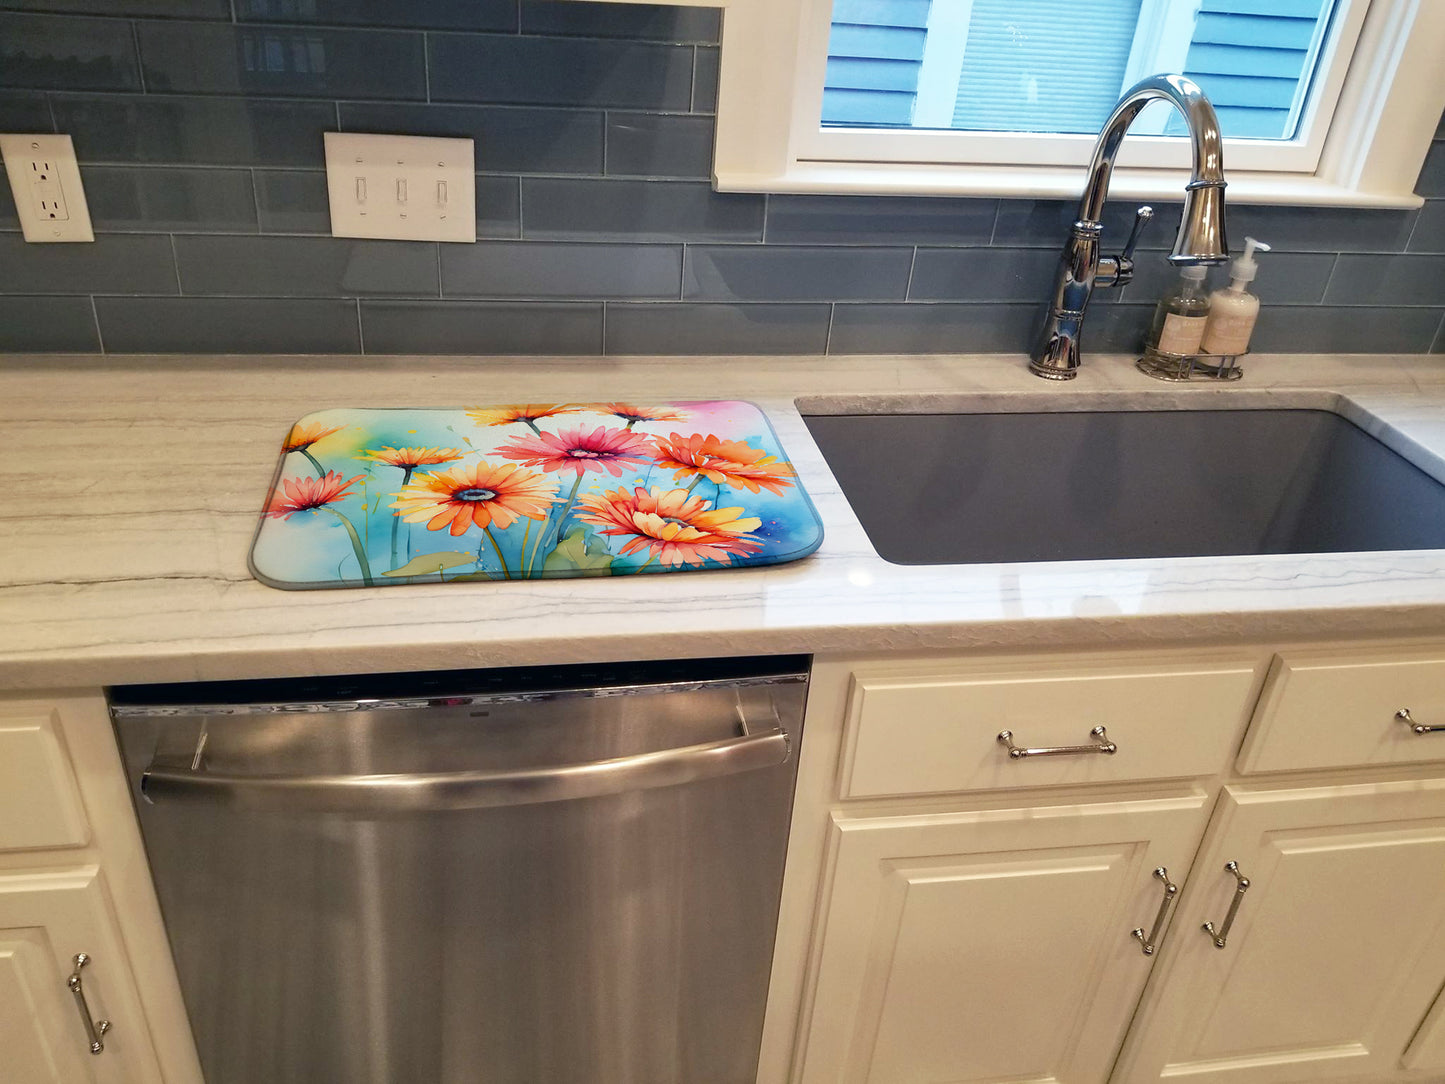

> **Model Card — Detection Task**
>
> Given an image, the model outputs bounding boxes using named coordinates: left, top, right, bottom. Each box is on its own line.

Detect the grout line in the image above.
left=823, top=303, right=835, bottom=354
left=600, top=300, right=608, bottom=353
left=1432, top=309, right=1445, bottom=354
left=903, top=246, right=918, bottom=301
left=678, top=245, right=687, bottom=299
left=42, top=92, right=59, bottom=133
left=248, top=167, right=263, bottom=232
left=90, top=296, right=106, bottom=353
left=515, top=175, right=524, bottom=239
left=334, top=100, right=342, bottom=129
left=761, top=193, right=769, bottom=244
left=688, top=45, right=698, bottom=114
left=355, top=298, right=365, bottom=353
left=988, top=200, right=1002, bottom=246
left=1318, top=252, right=1342, bottom=304
left=229, top=0, right=238, bottom=21
left=422, top=31, right=432, bottom=104
left=130, top=21, right=147, bottom=94
left=601, top=110, right=609, bottom=175
left=435, top=242, right=442, bottom=298
left=168, top=233, right=183, bottom=294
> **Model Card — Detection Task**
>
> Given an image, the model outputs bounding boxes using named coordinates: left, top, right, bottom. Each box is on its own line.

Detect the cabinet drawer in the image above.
left=1239, top=650, right=1445, bottom=774
left=0, top=705, right=88, bottom=850
left=841, top=662, right=1259, bottom=798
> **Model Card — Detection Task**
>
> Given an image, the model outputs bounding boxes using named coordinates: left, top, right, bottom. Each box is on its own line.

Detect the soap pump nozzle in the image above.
left=1228, top=236, right=1271, bottom=287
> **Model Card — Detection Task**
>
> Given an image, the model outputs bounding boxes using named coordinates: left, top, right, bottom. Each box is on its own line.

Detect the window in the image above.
left=610, top=0, right=1445, bottom=206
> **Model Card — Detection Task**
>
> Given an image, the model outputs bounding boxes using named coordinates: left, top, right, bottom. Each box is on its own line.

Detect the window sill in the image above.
left=715, top=162, right=1426, bottom=209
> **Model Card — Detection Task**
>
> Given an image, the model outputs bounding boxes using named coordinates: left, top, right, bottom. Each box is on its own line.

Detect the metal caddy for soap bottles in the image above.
left=1136, top=344, right=1245, bottom=382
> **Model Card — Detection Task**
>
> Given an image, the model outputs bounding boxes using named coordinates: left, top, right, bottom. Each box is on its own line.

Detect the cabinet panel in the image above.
left=0, top=866, right=164, bottom=1084
left=0, top=706, right=88, bottom=849
left=1240, top=651, right=1445, bottom=774
left=796, top=793, right=1211, bottom=1084
left=844, top=663, right=1258, bottom=798
left=1116, top=777, right=1445, bottom=1083
left=1400, top=979, right=1445, bottom=1073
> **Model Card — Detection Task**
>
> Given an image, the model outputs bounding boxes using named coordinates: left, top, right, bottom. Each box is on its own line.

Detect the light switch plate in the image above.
left=0, top=133, right=94, bottom=243
left=324, top=132, right=476, bottom=243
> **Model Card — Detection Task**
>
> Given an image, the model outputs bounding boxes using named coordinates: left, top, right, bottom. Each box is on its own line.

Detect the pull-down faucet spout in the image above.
left=1029, top=74, right=1229, bottom=380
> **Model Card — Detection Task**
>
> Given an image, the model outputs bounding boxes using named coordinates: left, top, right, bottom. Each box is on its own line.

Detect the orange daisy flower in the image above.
left=264, top=471, right=363, bottom=520
left=576, top=485, right=763, bottom=568
left=496, top=424, right=654, bottom=478
left=648, top=433, right=796, bottom=496
left=391, top=461, right=559, bottom=536
left=587, top=402, right=689, bottom=427
left=282, top=421, right=344, bottom=454
left=359, top=446, right=465, bottom=470
left=466, top=404, right=583, bottom=433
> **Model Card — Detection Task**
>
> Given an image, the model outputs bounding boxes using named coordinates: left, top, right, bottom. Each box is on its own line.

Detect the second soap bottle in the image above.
left=1145, top=264, right=1211, bottom=356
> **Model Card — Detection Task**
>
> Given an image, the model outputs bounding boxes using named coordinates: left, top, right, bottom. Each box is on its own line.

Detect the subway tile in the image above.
left=828, top=302, right=1042, bottom=354
left=522, top=178, right=763, bottom=241
left=0, top=175, right=15, bottom=229
left=1251, top=305, right=1444, bottom=353
left=52, top=94, right=335, bottom=167
left=606, top=113, right=713, bottom=178
left=0, top=90, right=53, bottom=130
left=1434, top=313, right=1445, bottom=355
left=137, top=21, right=426, bottom=100
left=519, top=1, right=721, bottom=43
left=992, top=199, right=1180, bottom=250
left=909, top=247, right=1059, bottom=301
left=0, top=13, right=141, bottom=91
left=766, top=195, right=997, bottom=245
left=1407, top=200, right=1445, bottom=254
left=1076, top=303, right=1153, bottom=353
left=476, top=175, right=521, bottom=239
left=429, top=33, right=692, bottom=110
left=254, top=169, right=329, bottom=233
left=360, top=300, right=603, bottom=354
left=605, top=302, right=830, bottom=354
left=340, top=102, right=603, bottom=175
left=1124, top=251, right=1336, bottom=305
left=95, top=296, right=360, bottom=352
left=0, top=0, right=228, bottom=15
left=684, top=245, right=912, bottom=301
left=1223, top=203, right=1418, bottom=254
left=0, top=296, right=99, bottom=351
left=1324, top=253, right=1445, bottom=306
left=692, top=46, right=719, bottom=114
left=442, top=241, right=682, bottom=299
left=1416, top=140, right=1445, bottom=199
left=0, top=233, right=178, bottom=294
left=85, top=166, right=258, bottom=232
left=235, top=0, right=517, bottom=31
left=175, top=235, right=438, bottom=297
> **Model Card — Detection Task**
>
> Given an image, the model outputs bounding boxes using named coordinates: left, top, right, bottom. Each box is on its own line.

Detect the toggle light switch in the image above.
left=323, top=132, right=474, bottom=242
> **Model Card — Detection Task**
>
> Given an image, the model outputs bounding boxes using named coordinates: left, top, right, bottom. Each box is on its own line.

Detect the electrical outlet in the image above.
left=324, top=132, right=476, bottom=243
left=0, top=133, right=93, bottom=243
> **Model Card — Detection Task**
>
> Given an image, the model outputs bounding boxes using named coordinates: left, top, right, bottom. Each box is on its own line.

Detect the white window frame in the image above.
left=589, top=0, right=1445, bottom=207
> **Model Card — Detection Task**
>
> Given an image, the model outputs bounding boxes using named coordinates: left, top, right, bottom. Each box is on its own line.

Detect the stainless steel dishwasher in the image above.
left=110, top=656, right=809, bottom=1084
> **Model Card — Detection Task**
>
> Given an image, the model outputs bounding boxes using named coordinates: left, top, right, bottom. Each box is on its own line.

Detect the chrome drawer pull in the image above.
left=1396, top=709, right=1445, bottom=735
left=1130, top=866, right=1179, bottom=956
left=66, top=953, right=111, bottom=1055
left=996, top=725, right=1117, bottom=760
left=1201, top=861, right=1250, bottom=949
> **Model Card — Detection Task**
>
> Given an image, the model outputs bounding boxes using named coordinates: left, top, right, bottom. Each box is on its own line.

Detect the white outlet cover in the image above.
left=324, top=132, right=476, bottom=243
left=0, top=133, right=94, bottom=243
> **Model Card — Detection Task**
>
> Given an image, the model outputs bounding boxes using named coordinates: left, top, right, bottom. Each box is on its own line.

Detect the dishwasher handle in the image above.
left=140, top=720, right=791, bottom=814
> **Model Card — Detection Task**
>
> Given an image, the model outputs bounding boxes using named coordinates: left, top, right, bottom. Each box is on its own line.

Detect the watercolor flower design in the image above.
left=576, top=486, right=764, bottom=569
left=253, top=402, right=820, bottom=589
left=649, top=433, right=797, bottom=496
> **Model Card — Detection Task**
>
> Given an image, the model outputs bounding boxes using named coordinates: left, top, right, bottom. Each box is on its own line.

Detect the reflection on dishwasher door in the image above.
left=110, top=656, right=809, bottom=1084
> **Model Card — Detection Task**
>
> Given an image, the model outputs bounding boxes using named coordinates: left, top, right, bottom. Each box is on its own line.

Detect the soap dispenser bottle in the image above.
left=1145, top=264, right=1210, bottom=355
left=1200, top=237, right=1271, bottom=356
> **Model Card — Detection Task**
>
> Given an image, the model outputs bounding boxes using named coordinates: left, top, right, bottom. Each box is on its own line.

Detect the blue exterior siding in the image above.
left=823, top=0, right=930, bottom=127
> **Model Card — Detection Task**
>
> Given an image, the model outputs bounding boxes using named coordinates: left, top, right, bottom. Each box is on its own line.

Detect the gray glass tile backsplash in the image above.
left=0, top=0, right=1442, bottom=356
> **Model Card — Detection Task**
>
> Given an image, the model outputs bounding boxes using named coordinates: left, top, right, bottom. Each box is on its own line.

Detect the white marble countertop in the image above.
left=6, top=350, right=1445, bottom=691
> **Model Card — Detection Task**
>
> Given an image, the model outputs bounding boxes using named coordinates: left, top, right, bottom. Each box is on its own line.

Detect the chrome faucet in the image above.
left=1030, top=74, right=1230, bottom=380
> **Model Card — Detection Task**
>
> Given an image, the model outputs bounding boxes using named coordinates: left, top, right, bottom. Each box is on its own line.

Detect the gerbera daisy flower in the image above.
left=466, top=404, right=583, bottom=434
left=496, top=424, right=654, bottom=478
left=391, top=461, right=559, bottom=537
left=576, top=485, right=763, bottom=568
left=359, top=445, right=465, bottom=471
left=282, top=421, right=344, bottom=454
left=587, top=402, right=689, bottom=428
left=264, top=471, right=363, bottom=520
left=648, top=433, right=796, bottom=496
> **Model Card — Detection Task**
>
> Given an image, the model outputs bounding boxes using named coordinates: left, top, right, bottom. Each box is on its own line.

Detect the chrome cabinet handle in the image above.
left=66, top=953, right=111, bottom=1055
left=1201, top=861, right=1250, bottom=949
left=1130, top=867, right=1179, bottom=956
left=1396, top=709, right=1445, bottom=735
left=996, top=725, right=1117, bottom=759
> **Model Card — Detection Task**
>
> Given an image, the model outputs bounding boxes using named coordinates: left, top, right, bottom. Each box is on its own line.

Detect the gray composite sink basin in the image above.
left=802, top=408, right=1445, bottom=564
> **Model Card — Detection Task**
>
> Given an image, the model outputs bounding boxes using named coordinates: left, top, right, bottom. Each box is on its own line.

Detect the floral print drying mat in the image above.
left=249, top=401, right=824, bottom=590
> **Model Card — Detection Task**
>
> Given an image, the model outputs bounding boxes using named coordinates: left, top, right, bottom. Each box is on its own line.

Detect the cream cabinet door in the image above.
left=0, top=866, right=163, bottom=1084
left=794, top=792, right=1212, bottom=1084
left=1115, top=777, right=1445, bottom=1083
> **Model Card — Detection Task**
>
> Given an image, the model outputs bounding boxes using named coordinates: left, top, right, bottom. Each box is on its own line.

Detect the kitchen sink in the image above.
left=802, top=408, right=1445, bottom=564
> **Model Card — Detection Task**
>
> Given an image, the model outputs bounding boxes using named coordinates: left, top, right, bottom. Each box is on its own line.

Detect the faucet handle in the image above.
left=1121, top=205, right=1154, bottom=262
